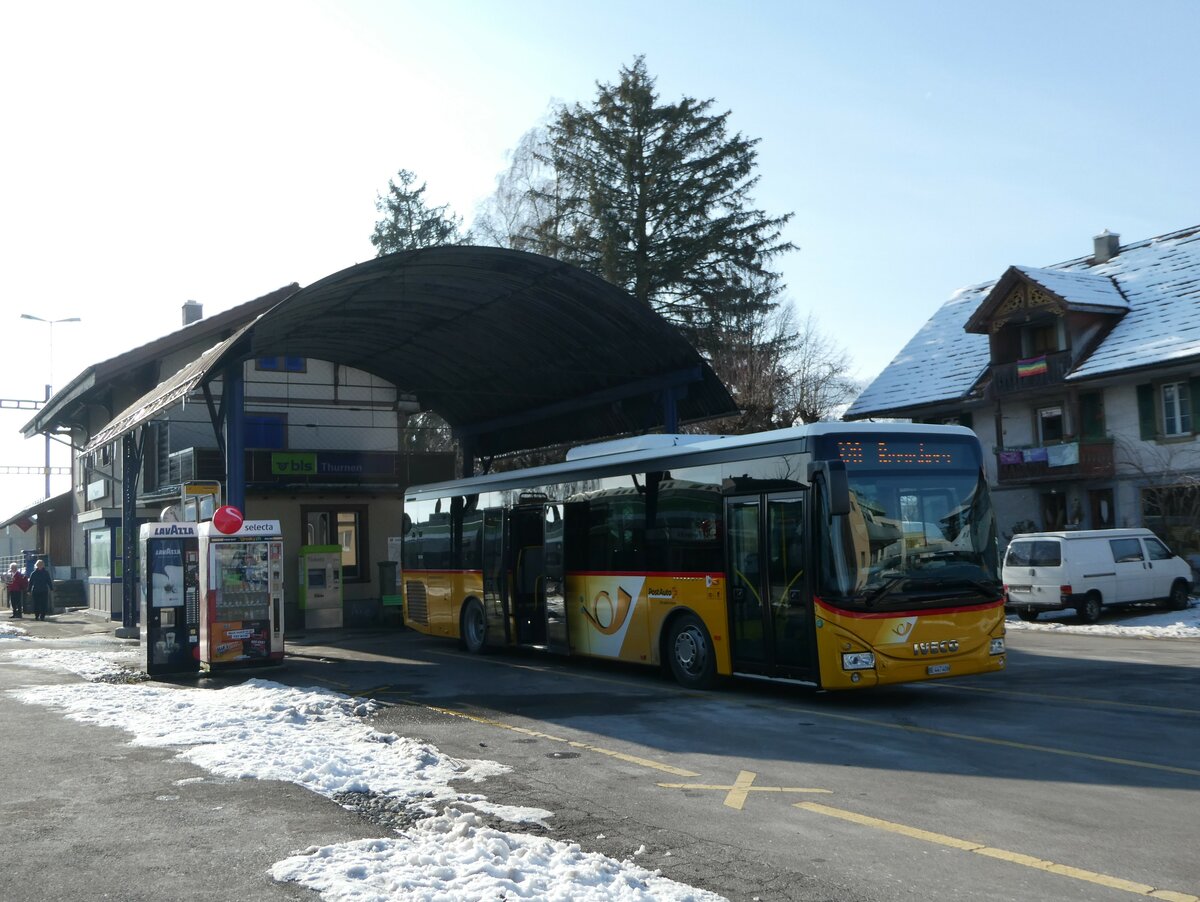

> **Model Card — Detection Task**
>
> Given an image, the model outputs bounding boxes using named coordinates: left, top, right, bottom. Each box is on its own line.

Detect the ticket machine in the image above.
left=298, top=544, right=343, bottom=629
left=138, top=522, right=201, bottom=677
left=197, top=515, right=285, bottom=670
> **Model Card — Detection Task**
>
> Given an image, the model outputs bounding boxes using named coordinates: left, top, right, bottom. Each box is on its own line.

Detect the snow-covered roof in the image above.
left=845, top=282, right=993, bottom=417
left=1013, top=266, right=1129, bottom=312
left=847, top=224, right=1200, bottom=419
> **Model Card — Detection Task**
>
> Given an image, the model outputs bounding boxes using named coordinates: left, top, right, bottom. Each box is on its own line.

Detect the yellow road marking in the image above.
left=797, top=802, right=1198, bottom=902
left=419, top=702, right=699, bottom=777
left=933, top=681, right=1200, bottom=717
left=658, top=770, right=832, bottom=810
left=431, top=649, right=1200, bottom=777
left=354, top=684, right=395, bottom=697
left=309, top=676, right=351, bottom=690
left=795, top=708, right=1200, bottom=778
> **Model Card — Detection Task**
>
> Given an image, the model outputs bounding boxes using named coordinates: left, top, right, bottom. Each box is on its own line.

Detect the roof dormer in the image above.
left=965, top=266, right=1128, bottom=335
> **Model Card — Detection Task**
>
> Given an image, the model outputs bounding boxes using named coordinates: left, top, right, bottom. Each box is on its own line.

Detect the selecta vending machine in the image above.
left=139, top=522, right=201, bottom=677
left=197, top=508, right=285, bottom=671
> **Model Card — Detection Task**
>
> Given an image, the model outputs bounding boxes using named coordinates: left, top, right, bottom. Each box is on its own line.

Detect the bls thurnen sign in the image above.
left=268, top=451, right=396, bottom=480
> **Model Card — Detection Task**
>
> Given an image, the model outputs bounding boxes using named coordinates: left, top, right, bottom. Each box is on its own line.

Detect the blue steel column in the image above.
left=223, top=363, right=245, bottom=512
left=661, top=387, right=679, bottom=433
left=117, top=431, right=140, bottom=637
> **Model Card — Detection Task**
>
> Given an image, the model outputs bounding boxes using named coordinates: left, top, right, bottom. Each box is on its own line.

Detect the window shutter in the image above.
left=1190, top=378, right=1200, bottom=433
left=1136, top=384, right=1156, bottom=439
left=1079, top=392, right=1104, bottom=441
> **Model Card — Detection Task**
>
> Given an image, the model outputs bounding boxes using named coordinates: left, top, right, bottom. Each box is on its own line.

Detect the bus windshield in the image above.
left=818, top=468, right=999, bottom=611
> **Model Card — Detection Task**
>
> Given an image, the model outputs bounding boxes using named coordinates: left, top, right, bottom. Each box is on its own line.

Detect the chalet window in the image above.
left=1037, top=406, right=1064, bottom=443
left=1137, top=379, right=1200, bottom=440
left=1021, top=320, right=1063, bottom=356
left=1162, top=382, right=1192, bottom=436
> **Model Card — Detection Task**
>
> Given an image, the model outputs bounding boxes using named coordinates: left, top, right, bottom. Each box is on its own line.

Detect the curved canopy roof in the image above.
left=244, top=246, right=735, bottom=456
left=82, top=247, right=736, bottom=458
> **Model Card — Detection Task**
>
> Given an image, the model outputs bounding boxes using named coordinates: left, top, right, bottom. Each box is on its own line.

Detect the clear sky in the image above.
left=2, top=0, right=1198, bottom=521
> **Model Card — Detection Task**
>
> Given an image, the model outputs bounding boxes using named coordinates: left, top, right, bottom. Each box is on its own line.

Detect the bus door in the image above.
left=509, top=505, right=546, bottom=645
left=726, top=493, right=815, bottom=680
left=543, top=503, right=569, bottom=653
left=481, top=508, right=510, bottom=644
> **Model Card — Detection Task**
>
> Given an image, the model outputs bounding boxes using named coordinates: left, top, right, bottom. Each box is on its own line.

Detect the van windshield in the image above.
left=1005, top=540, right=1061, bottom=567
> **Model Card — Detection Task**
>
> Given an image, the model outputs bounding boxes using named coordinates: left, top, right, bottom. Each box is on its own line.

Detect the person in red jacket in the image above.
left=5, top=562, right=28, bottom=619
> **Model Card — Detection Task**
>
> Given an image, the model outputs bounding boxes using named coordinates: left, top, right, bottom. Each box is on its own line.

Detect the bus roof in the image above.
left=405, top=422, right=976, bottom=501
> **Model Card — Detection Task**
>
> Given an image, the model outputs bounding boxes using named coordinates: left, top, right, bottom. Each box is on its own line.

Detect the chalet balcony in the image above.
left=990, top=349, right=1073, bottom=396
left=995, top=440, right=1114, bottom=485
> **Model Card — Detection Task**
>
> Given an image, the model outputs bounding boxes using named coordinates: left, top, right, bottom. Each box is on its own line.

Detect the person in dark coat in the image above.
left=27, top=559, right=52, bottom=621
left=5, top=563, right=27, bottom=618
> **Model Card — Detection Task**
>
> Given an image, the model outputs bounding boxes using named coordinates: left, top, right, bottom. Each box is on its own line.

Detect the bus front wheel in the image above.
left=667, top=613, right=716, bottom=689
left=460, top=598, right=487, bottom=653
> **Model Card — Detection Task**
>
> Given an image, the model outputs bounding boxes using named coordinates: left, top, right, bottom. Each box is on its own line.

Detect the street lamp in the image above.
left=19, top=313, right=82, bottom=498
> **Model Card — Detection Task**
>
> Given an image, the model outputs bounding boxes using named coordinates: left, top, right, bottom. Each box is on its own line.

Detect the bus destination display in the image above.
left=834, top=440, right=971, bottom=467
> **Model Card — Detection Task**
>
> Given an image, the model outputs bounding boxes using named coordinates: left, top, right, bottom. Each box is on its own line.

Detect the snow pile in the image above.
left=4, top=651, right=724, bottom=902
left=1006, top=600, right=1200, bottom=639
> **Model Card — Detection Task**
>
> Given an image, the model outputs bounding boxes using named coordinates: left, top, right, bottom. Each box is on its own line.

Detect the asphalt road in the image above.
left=2, top=612, right=1197, bottom=902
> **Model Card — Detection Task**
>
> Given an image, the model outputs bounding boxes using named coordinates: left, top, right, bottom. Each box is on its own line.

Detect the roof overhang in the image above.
left=0, top=490, right=72, bottom=531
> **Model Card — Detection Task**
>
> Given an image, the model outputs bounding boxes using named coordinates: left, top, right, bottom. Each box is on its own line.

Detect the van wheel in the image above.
left=460, top=598, right=487, bottom=653
left=1077, top=593, right=1102, bottom=624
left=1167, top=580, right=1191, bottom=611
left=1017, top=609, right=1040, bottom=622
left=667, top=613, right=716, bottom=689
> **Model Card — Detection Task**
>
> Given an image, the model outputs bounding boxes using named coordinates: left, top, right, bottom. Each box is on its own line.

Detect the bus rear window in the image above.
left=1005, top=540, right=1061, bottom=567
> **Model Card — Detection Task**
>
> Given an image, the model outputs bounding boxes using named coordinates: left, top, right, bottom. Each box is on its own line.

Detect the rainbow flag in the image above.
left=1017, top=355, right=1048, bottom=378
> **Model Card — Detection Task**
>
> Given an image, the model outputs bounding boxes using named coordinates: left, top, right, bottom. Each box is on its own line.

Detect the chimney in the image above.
left=1093, top=230, right=1120, bottom=264
left=182, top=300, right=203, bottom=326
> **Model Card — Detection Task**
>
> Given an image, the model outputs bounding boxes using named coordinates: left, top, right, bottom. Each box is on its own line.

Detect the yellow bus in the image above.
left=400, top=423, right=1006, bottom=690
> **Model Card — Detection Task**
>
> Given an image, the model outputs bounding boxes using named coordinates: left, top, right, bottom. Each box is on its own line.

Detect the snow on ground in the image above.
left=1005, top=598, right=1200, bottom=638
left=2, top=606, right=1194, bottom=900
left=2, top=645, right=725, bottom=902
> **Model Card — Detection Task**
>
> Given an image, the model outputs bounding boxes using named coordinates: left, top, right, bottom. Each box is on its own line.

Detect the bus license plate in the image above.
left=927, top=663, right=951, bottom=675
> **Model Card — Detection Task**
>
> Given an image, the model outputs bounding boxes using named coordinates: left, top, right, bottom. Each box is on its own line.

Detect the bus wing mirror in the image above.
left=808, top=460, right=850, bottom=517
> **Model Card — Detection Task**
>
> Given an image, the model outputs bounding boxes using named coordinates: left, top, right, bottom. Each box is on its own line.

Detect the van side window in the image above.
left=1006, top=540, right=1061, bottom=567
left=1144, top=537, right=1174, bottom=561
left=1109, top=538, right=1145, bottom=563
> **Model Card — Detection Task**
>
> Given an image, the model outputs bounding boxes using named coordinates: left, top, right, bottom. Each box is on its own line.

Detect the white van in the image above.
left=1002, top=528, right=1192, bottom=623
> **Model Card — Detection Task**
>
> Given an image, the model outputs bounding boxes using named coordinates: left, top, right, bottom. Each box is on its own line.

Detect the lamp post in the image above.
left=19, top=314, right=81, bottom=498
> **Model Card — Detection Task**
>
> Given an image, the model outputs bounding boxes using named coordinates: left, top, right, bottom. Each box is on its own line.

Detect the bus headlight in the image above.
left=990, top=638, right=1005, bottom=655
left=842, top=651, right=875, bottom=670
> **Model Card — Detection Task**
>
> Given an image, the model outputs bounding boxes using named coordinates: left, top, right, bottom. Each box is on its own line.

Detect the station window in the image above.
left=245, top=413, right=287, bottom=450
left=302, top=506, right=366, bottom=581
left=256, top=356, right=306, bottom=373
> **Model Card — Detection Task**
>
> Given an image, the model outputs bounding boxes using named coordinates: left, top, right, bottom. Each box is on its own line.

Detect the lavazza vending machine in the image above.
left=197, top=513, right=285, bottom=671
left=139, top=522, right=201, bottom=677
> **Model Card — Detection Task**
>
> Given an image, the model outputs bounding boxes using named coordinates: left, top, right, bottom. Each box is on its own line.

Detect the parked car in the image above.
left=1002, top=528, right=1192, bottom=623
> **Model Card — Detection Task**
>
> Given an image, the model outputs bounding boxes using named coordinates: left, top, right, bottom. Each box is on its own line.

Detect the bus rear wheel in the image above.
left=460, top=598, right=487, bottom=653
left=667, top=613, right=715, bottom=689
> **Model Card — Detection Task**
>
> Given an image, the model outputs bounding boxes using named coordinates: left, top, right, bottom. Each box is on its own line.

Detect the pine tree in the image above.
left=370, top=169, right=468, bottom=255
left=524, top=57, right=794, bottom=357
